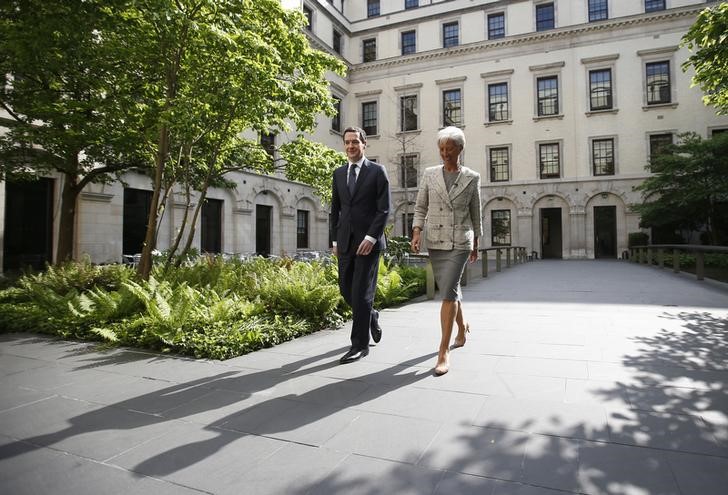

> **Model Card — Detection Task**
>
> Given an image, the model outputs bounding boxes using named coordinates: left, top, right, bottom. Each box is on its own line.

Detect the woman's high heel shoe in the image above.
left=434, top=351, right=450, bottom=376
left=452, top=323, right=470, bottom=349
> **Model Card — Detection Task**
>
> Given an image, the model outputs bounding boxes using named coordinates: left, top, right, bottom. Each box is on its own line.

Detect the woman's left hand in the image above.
left=468, top=249, right=478, bottom=263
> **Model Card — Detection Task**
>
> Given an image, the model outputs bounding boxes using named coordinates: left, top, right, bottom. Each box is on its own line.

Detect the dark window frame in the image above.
left=442, top=88, right=462, bottom=126
left=400, top=94, right=418, bottom=132
left=646, top=61, right=671, bottom=105
left=296, top=210, right=309, bottom=249
left=331, top=96, right=341, bottom=132
left=645, top=0, right=666, bottom=13
left=487, top=12, right=505, bottom=39
left=363, top=38, right=376, bottom=62
left=491, top=209, right=512, bottom=246
left=536, top=3, right=555, bottom=31
left=303, top=5, right=313, bottom=30
left=588, top=0, right=608, bottom=22
left=362, top=101, right=378, bottom=136
left=649, top=133, right=673, bottom=162
left=401, top=30, right=416, bottom=55
left=537, top=75, right=559, bottom=116
left=592, top=138, right=615, bottom=176
left=443, top=21, right=459, bottom=48
left=539, top=142, right=561, bottom=179
left=489, top=146, right=510, bottom=182
left=332, top=29, right=342, bottom=54
left=589, top=68, right=613, bottom=111
left=400, top=154, right=418, bottom=188
left=405, top=0, right=418, bottom=9
left=488, top=82, right=509, bottom=121
left=367, top=0, right=380, bottom=17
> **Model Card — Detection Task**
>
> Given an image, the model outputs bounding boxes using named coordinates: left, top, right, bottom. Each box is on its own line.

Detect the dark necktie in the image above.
left=347, top=164, right=357, bottom=196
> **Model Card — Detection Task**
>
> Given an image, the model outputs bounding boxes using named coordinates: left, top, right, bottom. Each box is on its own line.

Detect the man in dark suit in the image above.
left=331, top=126, right=391, bottom=364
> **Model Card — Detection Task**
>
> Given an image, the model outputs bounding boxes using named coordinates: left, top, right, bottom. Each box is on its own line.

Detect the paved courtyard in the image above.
left=1, top=259, right=727, bottom=494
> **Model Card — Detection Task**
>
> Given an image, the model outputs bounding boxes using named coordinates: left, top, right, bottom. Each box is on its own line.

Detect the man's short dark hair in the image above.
left=343, top=126, right=367, bottom=144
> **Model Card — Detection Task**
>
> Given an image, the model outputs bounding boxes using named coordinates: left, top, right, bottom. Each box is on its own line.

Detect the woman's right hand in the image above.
left=410, top=231, right=421, bottom=254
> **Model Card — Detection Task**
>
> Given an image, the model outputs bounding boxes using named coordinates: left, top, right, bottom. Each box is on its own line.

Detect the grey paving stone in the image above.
left=607, top=408, right=727, bottom=456
left=491, top=480, right=573, bottom=495
left=0, top=382, right=55, bottom=412
left=472, top=396, right=610, bottom=441
left=221, top=398, right=360, bottom=446
left=301, top=453, right=444, bottom=495
left=0, top=395, right=177, bottom=462
left=433, top=471, right=498, bottom=495
left=159, top=388, right=273, bottom=426
left=498, top=374, right=567, bottom=401
left=0, top=435, right=204, bottom=495
left=564, top=378, right=632, bottom=412
left=418, top=423, right=528, bottom=480
left=109, top=422, right=285, bottom=493
left=0, top=363, right=80, bottom=391
left=0, top=353, right=48, bottom=376
left=353, top=384, right=487, bottom=424
left=520, top=434, right=580, bottom=492
left=324, top=411, right=441, bottom=464
left=231, top=443, right=347, bottom=495
left=576, top=442, right=680, bottom=495
left=665, top=451, right=728, bottom=495
left=496, top=356, right=588, bottom=380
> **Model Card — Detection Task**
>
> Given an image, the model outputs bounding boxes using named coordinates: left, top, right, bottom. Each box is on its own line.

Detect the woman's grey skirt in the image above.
left=429, top=248, right=470, bottom=301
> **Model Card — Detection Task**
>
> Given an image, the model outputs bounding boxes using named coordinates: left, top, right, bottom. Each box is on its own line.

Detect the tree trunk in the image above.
left=137, top=125, right=168, bottom=279
left=55, top=173, right=80, bottom=264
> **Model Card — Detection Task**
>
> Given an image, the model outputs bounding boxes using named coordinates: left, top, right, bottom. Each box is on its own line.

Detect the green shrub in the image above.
left=628, top=232, right=649, bottom=247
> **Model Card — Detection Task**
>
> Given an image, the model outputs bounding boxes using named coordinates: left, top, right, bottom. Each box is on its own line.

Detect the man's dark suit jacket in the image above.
left=330, top=158, right=390, bottom=254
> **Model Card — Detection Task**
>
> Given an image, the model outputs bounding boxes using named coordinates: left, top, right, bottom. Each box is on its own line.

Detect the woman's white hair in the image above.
left=437, top=126, right=466, bottom=149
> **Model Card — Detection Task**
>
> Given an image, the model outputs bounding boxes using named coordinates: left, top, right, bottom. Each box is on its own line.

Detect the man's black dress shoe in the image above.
left=340, top=347, right=369, bottom=364
left=370, top=310, right=382, bottom=344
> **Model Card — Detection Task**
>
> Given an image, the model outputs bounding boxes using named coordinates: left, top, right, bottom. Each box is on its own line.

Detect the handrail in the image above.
left=629, top=244, right=728, bottom=281
left=409, top=246, right=529, bottom=299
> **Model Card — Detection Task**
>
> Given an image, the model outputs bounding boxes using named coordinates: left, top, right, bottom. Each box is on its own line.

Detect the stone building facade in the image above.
left=2, top=0, right=727, bottom=270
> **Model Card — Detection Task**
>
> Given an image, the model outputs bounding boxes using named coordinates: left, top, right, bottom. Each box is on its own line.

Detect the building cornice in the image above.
left=350, top=7, right=702, bottom=77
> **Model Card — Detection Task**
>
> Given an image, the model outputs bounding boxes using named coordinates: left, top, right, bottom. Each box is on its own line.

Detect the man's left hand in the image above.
left=356, top=239, right=375, bottom=256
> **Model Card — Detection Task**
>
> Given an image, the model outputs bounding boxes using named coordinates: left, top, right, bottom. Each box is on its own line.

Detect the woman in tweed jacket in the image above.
left=410, top=127, right=483, bottom=375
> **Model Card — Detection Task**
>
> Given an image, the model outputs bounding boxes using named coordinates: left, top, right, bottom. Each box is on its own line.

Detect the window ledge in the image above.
left=396, top=129, right=422, bottom=136
left=642, top=103, right=678, bottom=111
left=484, top=119, right=513, bottom=127
left=533, top=114, right=564, bottom=122
left=585, top=109, right=619, bottom=117
left=329, top=129, right=342, bottom=137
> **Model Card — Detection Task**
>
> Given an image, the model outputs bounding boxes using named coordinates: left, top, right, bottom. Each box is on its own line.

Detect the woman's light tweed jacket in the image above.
left=412, top=165, right=483, bottom=251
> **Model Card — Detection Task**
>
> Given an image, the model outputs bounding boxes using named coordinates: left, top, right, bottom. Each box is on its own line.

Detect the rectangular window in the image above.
left=537, top=76, right=559, bottom=116
left=367, top=0, right=380, bottom=17
left=443, top=22, right=459, bottom=48
left=303, top=5, right=313, bottom=30
left=362, top=101, right=378, bottom=136
left=405, top=0, right=418, bottom=9
left=646, top=61, right=671, bottom=105
left=400, top=94, right=418, bottom=132
left=645, top=0, right=666, bottom=13
left=363, top=38, right=376, bottom=62
left=331, top=96, right=341, bottom=132
left=401, top=30, right=416, bottom=55
left=489, top=147, right=510, bottom=182
left=491, top=210, right=512, bottom=246
left=488, top=13, right=505, bottom=39
left=201, top=198, right=223, bottom=254
left=296, top=210, right=309, bottom=249
left=260, top=132, right=275, bottom=158
left=333, top=30, right=342, bottom=54
left=589, top=69, right=613, bottom=111
left=536, top=3, right=555, bottom=31
left=442, top=89, right=462, bottom=126
left=402, top=213, right=414, bottom=236
left=588, top=0, right=608, bottom=22
left=649, top=133, right=672, bottom=162
left=400, top=154, right=418, bottom=188
left=592, top=138, right=615, bottom=176
left=539, top=142, right=560, bottom=178
left=488, top=82, right=509, bottom=121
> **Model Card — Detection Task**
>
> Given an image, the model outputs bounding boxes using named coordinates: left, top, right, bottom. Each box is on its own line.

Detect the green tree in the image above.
left=112, top=0, right=345, bottom=278
left=0, top=0, right=149, bottom=263
left=633, top=132, right=728, bottom=245
left=682, top=3, right=728, bottom=114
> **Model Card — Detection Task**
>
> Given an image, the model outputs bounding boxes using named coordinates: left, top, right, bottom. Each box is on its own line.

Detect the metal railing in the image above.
left=410, top=246, right=529, bottom=299
left=629, top=244, right=728, bottom=281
